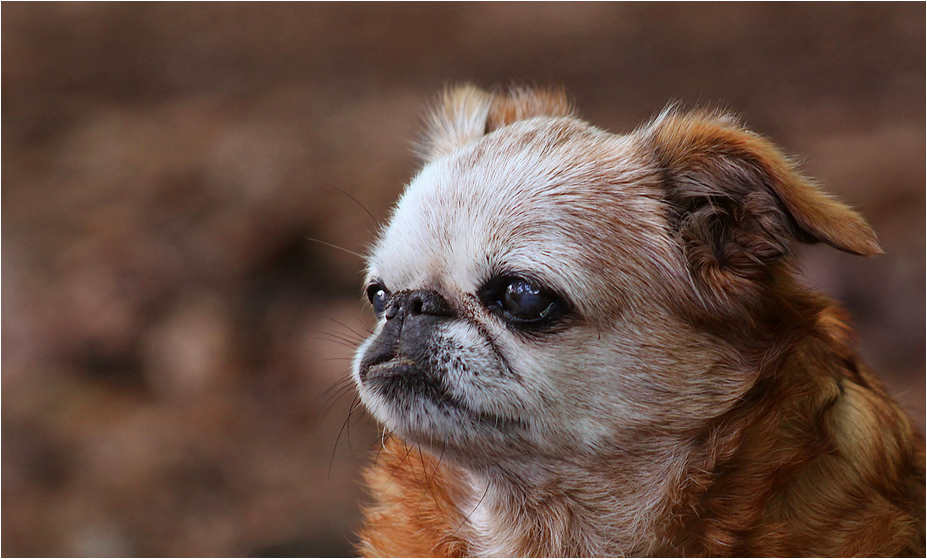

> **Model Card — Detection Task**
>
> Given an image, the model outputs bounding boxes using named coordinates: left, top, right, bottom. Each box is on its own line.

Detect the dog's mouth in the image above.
left=359, top=354, right=528, bottom=437
left=362, top=357, right=461, bottom=411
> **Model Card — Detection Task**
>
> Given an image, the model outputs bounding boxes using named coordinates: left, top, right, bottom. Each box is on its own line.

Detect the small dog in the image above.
left=351, top=85, right=925, bottom=557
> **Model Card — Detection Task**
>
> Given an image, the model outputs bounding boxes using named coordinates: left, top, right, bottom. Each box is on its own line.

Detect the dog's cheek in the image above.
left=433, top=324, right=600, bottom=454
left=437, top=321, right=540, bottom=415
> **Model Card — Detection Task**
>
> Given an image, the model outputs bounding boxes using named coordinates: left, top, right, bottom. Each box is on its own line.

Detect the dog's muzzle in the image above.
left=359, top=289, right=456, bottom=386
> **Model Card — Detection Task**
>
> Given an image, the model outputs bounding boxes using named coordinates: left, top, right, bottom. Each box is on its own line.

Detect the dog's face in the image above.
left=352, top=86, right=880, bottom=470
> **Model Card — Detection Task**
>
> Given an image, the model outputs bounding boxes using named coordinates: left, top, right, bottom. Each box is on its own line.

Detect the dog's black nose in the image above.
left=385, top=289, right=455, bottom=320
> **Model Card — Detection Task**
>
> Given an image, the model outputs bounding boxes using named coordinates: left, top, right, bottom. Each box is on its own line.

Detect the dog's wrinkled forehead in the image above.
left=368, top=117, right=668, bottom=315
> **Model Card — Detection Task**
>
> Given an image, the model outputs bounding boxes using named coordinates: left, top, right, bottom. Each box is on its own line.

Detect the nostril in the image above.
left=402, top=290, right=454, bottom=317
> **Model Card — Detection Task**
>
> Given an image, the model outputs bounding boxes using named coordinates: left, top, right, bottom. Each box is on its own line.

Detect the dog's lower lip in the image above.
left=365, top=357, right=418, bottom=379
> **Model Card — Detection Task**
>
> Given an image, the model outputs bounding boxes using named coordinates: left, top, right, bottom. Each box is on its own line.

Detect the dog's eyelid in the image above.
left=364, top=278, right=385, bottom=293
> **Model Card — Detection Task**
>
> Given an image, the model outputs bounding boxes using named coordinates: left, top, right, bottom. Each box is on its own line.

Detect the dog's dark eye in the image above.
left=365, top=282, right=390, bottom=316
left=480, top=276, right=567, bottom=328
left=502, top=279, right=556, bottom=321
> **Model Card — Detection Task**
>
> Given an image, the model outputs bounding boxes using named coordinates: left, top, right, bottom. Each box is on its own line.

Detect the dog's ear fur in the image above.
left=643, top=109, right=881, bottom=284
left=417, top=84, right=572, bottom=162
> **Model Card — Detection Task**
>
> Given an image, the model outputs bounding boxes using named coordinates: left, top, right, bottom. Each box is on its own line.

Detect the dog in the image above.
left=350, top=85, right=925, bottom=557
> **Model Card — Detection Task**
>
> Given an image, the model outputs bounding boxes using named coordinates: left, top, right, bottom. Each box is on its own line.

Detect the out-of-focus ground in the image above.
left=2, top=3, right=923, bottom=557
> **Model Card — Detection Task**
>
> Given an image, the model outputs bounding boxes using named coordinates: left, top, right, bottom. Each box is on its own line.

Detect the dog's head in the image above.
left=352, top=85, right=880, bottom=470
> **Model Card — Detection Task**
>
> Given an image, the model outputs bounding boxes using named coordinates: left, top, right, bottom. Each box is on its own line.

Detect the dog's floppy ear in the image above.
left=644, top=108, right=881, bottom=282
left=417, top=84, right=572, bottom=162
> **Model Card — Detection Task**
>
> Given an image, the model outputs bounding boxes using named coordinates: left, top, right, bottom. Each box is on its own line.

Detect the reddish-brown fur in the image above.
left=357, top=439, right=468, bottom=557
left=356, top=86, right=925, bottom=557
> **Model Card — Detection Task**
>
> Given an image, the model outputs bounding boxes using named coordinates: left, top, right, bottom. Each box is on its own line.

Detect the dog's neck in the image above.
left=457, top=452, right=687, bottom=557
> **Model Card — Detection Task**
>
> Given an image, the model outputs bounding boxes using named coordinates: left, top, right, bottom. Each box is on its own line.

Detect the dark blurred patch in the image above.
left=3, top=424, right=73, bottom=491
left=72, top=338, right=148, bottom=391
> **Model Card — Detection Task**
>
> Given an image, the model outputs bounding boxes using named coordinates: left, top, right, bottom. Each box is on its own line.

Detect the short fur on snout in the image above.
left=352, top=85, right=925, bottom=557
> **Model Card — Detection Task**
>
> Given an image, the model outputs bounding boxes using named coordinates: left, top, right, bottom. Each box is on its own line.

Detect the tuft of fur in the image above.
left=354, top=85, right=925, bottom=557
left=417, top=83, right=572, bottom=162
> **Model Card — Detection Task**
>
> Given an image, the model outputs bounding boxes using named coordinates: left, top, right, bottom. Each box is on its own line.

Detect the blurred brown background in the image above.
left=2, top=3, right=924, bottom=557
